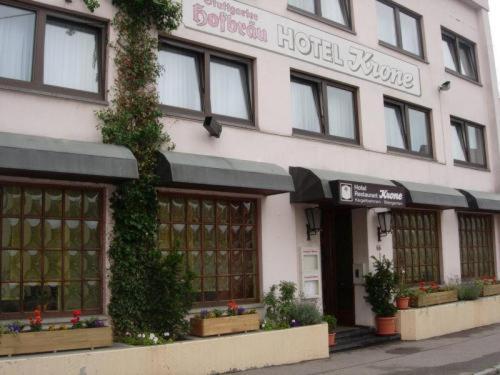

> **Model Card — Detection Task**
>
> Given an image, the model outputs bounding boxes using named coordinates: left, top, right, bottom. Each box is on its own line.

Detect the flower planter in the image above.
left=396, top=297, right=410, bottom=310
left=482, top=284, right=500, bottom=297
left=411, top=290, right=458, bottom=308
left=0, top=326, right=113, bottom=356
left=190, top=313, right=260, bottom=337
left=375, top=316, right=396, bottom=336
left=328, top=332, right=336, bottom=347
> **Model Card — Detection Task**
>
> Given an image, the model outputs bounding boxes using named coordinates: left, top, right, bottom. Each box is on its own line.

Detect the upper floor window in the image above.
left=0, top=2, right=105, bottom=100
left=288, top=0, right=352, bottom=31
left=384, top=98, right=432, bottom=157
left=442, top=29, right=478, bottom=82
left=291, top=73, right=358, bottom=143
left=158, top=41, right=253, bottom=126
left=376, top=0, right=423, bottom=59
left=451, top=117, right=486, bottom=168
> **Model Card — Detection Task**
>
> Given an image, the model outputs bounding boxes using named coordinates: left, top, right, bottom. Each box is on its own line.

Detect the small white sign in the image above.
left=183, top=0, right=421, bottom=96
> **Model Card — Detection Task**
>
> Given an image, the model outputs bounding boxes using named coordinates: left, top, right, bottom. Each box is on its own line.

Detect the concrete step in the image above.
left=331, top=327, right=400, bottom=353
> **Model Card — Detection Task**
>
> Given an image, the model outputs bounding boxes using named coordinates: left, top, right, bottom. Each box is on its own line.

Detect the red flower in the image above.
left=227, top=300, right=238, bottom=311
left=72, top=310, right=81, bottom=317
left=70, top=317, right=79, bottom=324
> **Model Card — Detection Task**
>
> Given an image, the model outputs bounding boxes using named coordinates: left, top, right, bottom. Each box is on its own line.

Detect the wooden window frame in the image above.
left=392, top=209, right=441, bottom=285
left=291, top=71, right=360, bottom=145
left=0, top=182, right=104, bottom=319
left=287, top=0, right=353, bottom=33
left=377, top=0, right=425, bottom=61
left=442, top=27, right=479, bottom=83
left=0, top=0, right=108, bottom=102
left=158, top=39, right=255, bottom=128
left=384, top=97, right=433, bottom=158
left=458, top=213, right=495, bottom=280
left=451, top=117, right=487, bottom=169
left=157, top=193, right=260, bottom=308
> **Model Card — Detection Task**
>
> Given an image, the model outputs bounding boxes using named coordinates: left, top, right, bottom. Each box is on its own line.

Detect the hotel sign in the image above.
left=331, top=181, right=406, bottom=208
left=182, top=0, right=421, bottom=96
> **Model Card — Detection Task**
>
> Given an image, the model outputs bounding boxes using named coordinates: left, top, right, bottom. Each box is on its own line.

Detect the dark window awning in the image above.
left=393, top=180, right=468, bottom=208
left=0, top=132, right=139, bottom=182
left=459, top=189, right=500, bottom=212
left=290, top=167, right=404, bottom=206
left=156, top=151, right=294, bottom=195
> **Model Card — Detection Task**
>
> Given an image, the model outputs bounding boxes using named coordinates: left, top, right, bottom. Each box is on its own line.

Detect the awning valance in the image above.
left=0, top=132, right=138, bottom=182
left=459, top=189, right=500, bottom=212
left=290, top=167, right=405, bottom=207
left=393, top=180, right=468, bottom=208
left=156, top=151, right=294, bottom=195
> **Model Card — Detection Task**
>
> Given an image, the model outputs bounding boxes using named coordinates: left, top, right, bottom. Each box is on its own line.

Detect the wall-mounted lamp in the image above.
left=305, top=207, right=322, bottom=241
left=439, top=81, right=451, bottom=92
left=203, top=116, right=222, bottom=138
left=377, top=210, right=393, bottom=242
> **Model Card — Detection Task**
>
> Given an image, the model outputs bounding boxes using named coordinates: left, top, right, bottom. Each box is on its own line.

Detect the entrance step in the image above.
left=331, top=326, right=400, bottom=353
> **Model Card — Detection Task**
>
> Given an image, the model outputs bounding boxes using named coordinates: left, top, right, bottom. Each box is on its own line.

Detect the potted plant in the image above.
left=395, top=274, right=411, bottom=310
left=364, top=256, right=398, bottom=336
left=323, top=314, right=337, bottom=346
left=410, top=282, right=458, bottom=307
left=481, top=277, right=500, bottom=297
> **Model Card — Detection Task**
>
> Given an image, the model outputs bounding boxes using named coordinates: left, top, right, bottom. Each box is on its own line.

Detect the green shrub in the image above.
left=457, top=281, right=483, bottom=301
left=364, top=256, right=398, bottom=317
left=289, top=302, right=323, bottom=327
left=263, top=281, right=297, bottom=327
left=323, top=315, right=337, bottom=333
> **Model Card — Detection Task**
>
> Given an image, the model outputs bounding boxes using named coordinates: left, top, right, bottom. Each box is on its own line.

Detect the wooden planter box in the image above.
left=190, top=314, right=260, bottom=337
left=482, top=284, right=500, bottom=297
left=411, top=290, right=458, bottom=308
left=0, top=326, right=113, bottom=356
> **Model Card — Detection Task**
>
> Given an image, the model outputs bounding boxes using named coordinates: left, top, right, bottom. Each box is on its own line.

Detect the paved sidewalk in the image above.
left=238, top=324, right=500, bottom=375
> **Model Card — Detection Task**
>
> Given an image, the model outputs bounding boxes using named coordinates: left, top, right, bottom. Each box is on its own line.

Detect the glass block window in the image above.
left=0, top=185, right=102, bottom=315
left=459, top=214, right=495, bottom=279
left=393, top=210, right=440, bottom=284
left=158, top=195, right=258, bottom=305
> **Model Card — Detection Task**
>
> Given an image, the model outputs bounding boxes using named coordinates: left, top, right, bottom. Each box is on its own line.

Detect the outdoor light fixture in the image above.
left=377, top=210, right=393, bottom=242
left=305, top=207, right=322, bottom=241
left=439, top=81, right=451, bottom=92
left=203, top=116, right=222, bottom=138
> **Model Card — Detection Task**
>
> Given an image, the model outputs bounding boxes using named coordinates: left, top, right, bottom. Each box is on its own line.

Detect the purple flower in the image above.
left=290, top=319, right=301, bottom=328
left=237, top=307, right=246, bottom=315
left=200, top=309, right=209, bottom=319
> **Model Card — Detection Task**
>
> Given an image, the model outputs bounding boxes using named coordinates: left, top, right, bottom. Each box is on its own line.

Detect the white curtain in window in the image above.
left=377, top=2, right=397, bottom=46
left=467, top=126, right=485, bottom=165
left=0, top=4, right=35, bottom=81
left=44, top=21, right=99, bottom=93
left=442, top=38, right=458, bottom=71
left=288, top=0, right=315, bottom=13
left=400, top=13, right=421, bottom=56
left=321, top=0, right=347, bottom=25
left=452, top=125, right=466, bottom=161
left=291, top=81, right=321, bottom=133
left=459, top=43, right=475, bottom=78
left=327, top=86, right=355, bottom=139
left=385, top=106, right=405, bottom=149
left=158, top=49, right=202, bottom=111
left=210, top=58, right=250, bottom=120
left=408, top=108, right=429, bottom=154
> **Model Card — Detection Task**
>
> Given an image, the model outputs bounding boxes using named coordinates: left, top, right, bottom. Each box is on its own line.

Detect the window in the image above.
left=376, top=0, right=423, bottom=58
left=0, top=185, right=102, bottom=316
left=459, top=214, right=495, bottom=279
left=451, top=118, right=486, bottom=168
left=0, top=2, right=105, bottom=99
left=291, top=73, right=358, bottom=143
left=158, top=42, right=253, bottom=125
left=288, top=0, right=351, bottom=30
left=393, top=210, right=440, bottom=284
left=384, top=98, right=432, bottom=157
left=158, top=195, right=258, bottom=306
left=442, top=29, right=478, bottom=81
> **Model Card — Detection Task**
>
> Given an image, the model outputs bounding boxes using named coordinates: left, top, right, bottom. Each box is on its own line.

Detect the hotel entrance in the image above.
left=321, top=208, right=355, bottom=326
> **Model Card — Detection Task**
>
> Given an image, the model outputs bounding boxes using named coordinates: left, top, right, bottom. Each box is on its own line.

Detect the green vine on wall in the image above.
left=83, top=0, right=193, bottom=337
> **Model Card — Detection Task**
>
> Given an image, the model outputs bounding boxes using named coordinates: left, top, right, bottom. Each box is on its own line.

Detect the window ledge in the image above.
left=292, top=129, right=362, bottom=149
left=387, top=149, right=436, bottom=162
left=378, top=41, right=428, bottom=64
left=453, top=161, right=489, bottom=172
left=287, top=5, right=356, bottom=35
left=0, top=84, right=108, bottom=106
left=161, top=109, right=258, bottom=132
left=189, top=303, right=264, bottom=315
left=445, top=68, right=482, bottom=87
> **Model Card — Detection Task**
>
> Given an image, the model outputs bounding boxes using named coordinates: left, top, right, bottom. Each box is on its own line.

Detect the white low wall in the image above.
left=0, top=324, right=329, bottom=375
left=397, top=295, right=500, bottom=340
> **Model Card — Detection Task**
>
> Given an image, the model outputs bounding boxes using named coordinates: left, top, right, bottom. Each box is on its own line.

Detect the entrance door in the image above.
left=321, top=208, right=355, bottom=326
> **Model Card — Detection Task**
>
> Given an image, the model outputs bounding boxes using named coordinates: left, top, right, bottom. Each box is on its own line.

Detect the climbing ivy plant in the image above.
left=83, top=0, right=193, bottom=337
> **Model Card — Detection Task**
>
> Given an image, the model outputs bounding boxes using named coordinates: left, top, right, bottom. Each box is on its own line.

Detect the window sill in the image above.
left=378, top=41, right=428, bottom=64
left=0, top=83, right=108, bottom=106
left=453, top=161, right=489, bottom=172
left=445, top=68, right=482, bottom=87
left=292, top=128, right=361, bottom=148
left=287, top=5, right=355, bottom=35
left=189, top=302, right=264, bottom=315
left=387, top=148, right=435, bottom=162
